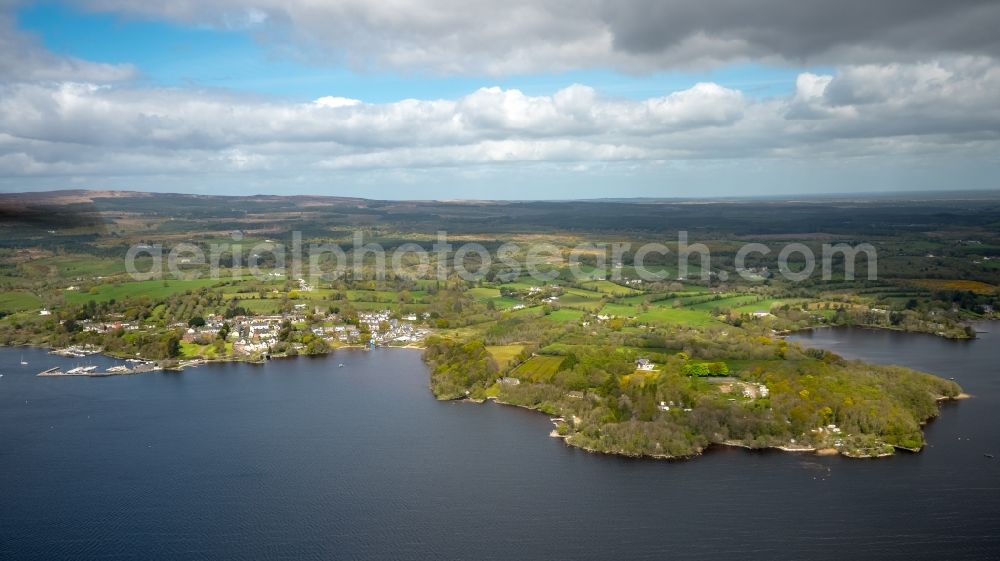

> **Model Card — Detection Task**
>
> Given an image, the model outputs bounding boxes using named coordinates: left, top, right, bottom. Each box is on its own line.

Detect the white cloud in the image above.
left=0, top=80, right=748, bottom=153
left=0, top=53, right=998, bottom=191
left=313, top=96, right=362, bottom=108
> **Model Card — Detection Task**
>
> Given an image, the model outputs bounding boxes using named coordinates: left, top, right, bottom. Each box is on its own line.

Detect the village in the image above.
left=70, top=307, right=433, bottom=362
left=183, top=309, right=432, bottom=357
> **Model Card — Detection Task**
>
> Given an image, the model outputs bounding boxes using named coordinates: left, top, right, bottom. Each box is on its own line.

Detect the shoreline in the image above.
left=11, top=338, right=966, bottom=462
left=458, top=389, right=967, bottom=462
left=5, top=341, right=428, bottom=378
left=4, top=341, right=428, bottom=375
left=782, top=323, right=979, bottom=341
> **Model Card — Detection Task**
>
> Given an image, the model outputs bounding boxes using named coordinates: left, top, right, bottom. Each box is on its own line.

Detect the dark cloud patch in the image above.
left=601, top=0, right=1000, bottom=63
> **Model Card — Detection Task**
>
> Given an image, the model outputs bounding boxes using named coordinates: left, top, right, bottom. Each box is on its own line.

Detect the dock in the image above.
left=37, top=363, right=160, bottom=377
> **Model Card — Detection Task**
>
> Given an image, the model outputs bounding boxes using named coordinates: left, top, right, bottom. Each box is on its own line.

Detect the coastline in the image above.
left=11, top=335, right=966, bottom=461
left=5, top=341, right=427, bottom=377
left=450, top=383, right=967, bottom=461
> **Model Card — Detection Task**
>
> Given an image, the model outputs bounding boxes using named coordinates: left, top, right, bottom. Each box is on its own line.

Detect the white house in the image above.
left=635, top=358, right=656, bottom=371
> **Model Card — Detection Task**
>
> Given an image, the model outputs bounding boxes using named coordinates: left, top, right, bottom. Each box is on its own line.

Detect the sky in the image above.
left=0, top=1, right=998, bottom=199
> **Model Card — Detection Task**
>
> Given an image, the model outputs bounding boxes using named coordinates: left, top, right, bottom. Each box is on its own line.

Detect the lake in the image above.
left=1, top=324, right=998, bottom=560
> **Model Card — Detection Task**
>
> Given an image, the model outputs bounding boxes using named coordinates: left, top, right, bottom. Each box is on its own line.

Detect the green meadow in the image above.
left=65, top=277, right=234, bottom=304
left=511, top=355, right=566, bottom=382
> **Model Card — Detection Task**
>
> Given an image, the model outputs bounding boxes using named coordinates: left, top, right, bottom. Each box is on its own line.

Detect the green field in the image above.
left=684, top=294, right=758, bottom=311
left=65, top=277, right=233, bottom=304
left=511, top=354, right=566, bottom=382
left=580, top=280, right=641, bottom=296
left=236, top=298, right=286, bottom=314
left=179, top=341, right=233, bottom=359
left=544, top=308, right=585, bottom=323
left=468, top=287, right=501, bottom=300
left=486, top=344, right=525, bottom=368
left=538, top=342, right=592, bottom=355
left=594, top=300, right=722, bottom=327
left=636, top=306, right=721, bottom=327
left=557, top=288, right=605, bottom=311
left=732, top=298, right=804, bottom=314
left=562, top=287, right=604, bottom=298
left=0, top=291, right=42, bottom=313
left=598, top=303, right=640, bottom=317
left=28, top=255, right=129, bottom=279
left=506, top=305, right=544, bottom=319
left=468, top=287, right=524, bottom=310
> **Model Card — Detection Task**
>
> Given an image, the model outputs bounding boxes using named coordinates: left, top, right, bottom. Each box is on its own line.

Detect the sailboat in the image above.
left=20, top=354, right=28, bottom=366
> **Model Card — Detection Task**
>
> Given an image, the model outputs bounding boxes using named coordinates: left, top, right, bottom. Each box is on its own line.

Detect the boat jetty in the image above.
left=37, top=361, right=159, bottom=377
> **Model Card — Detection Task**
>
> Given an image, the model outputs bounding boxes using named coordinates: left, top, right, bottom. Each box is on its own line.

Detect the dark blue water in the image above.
left=1, top=324, right=998, bottom=561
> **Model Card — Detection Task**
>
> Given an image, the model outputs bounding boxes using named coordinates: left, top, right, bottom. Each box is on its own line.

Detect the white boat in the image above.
left=338, top=363, right=345, bottom=368
left=20, top=354, right=27, bottom=365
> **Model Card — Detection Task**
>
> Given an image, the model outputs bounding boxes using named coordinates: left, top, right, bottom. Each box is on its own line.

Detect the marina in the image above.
left=36, top=362, right=159, bottom=377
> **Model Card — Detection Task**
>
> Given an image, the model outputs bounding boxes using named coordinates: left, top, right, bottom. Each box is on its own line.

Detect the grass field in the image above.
left=179, top=341, right=232, bottom=359
left=580, top=280, right=641, bottom=296
left=587, top=300, right=722, bottom=327
left=65, top=277, right=232, bottom=304
left=684, top=294, right=758, bottom=312
left=468, top=287, right=525, bottom=310
left=732, top=298, right=805, bottom=314
left=487, top=297, right=524, bottom=310
left=231, top=298, right=286, bottom=314
left=599, top=303, right=640, bottom=317
left=0, top=291, right=42, bottom=313
left=557, top=288, right=605, bottom=311
left=539, top=342, right=592, bottom=355
left=506, top=305, right=544, bottom=319
left=511, top=355, right=566, bottom=382
left=28, top=255, right=129, bottom=279
left=544, top=308, right=585, bottom=323
left=562, top=287, right=604, bottom=299
left=556, top=298, right=605, bottom=312
left=486, top=344, right=525, bottom=368
left=468, top=287, right=501, bottom=300
left=636, top=306, right=721, bottom=327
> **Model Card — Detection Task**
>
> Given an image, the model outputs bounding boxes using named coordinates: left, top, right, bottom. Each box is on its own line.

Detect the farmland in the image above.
left=511, top=355, right=566, bottom=382
left=64, top=277, right=233, bottom=305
